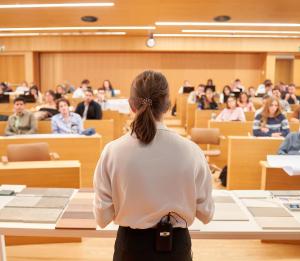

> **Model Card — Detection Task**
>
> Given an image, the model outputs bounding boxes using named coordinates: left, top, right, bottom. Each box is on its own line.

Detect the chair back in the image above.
left=7, top=142, right=51, bottom=162
left=191, top=128, right=220, bottom=145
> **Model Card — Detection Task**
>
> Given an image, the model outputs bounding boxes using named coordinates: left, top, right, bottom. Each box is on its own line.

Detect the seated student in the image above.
left=253, top=97, right=289, bottom=137
left=16, top=81, right=29, bottom=94
left=278, top=131, right=300, bottom=155
left=256, top=79, right=272, bottom=96
left=187, top=84, right=205, bottom=104
left=51, top=98, right=83, bottom=134
left=219, top=85, right=231, bottom=104
left=206, top=78, right=215, bottom=91
left=5, top=97, right=37, bottom=136
left=0, top=82, right=12, bottom=93
left=198, top=87, right=218, bottom=110
left=75, top=89, right=102, bottom=120
left=178, top=79, right=192, bottom=94
left=215, top=96, right=246, bottom=121
left=291, top=105, right=300, bottom=122
left=73, top=79, right=90, bottom=99
left=27, top=85, right=43, bottom=104
left=55, top=84, right=67, bottom=100
left=278, top=81, right=288, bottom=99
left=237, top=92, right=256, bottom=112
left=272, top=85, right=291, bottom=112
left=247, top=86, right=256, bottom=100
left=99, top=80, right=115, bottom=98
left=284, top=83, right=300, bottom=105
left=34, top=90, right=59, bottom=120
left=64, top=80, right=75, bottom=94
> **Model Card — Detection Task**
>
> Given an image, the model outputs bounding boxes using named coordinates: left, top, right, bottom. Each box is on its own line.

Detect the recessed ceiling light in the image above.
left=0, top=26, right=156, bottom=31
left=81, top=16, right=98, bottom=23
left=182, top=29, right=300, bottom=34
left=214, top=15, right=231, bottom=22
left=153, top=33, right=300, bottom=38
left=156, top=22, right=300, bottom=27
left=0, top=3, right=114, bottom=8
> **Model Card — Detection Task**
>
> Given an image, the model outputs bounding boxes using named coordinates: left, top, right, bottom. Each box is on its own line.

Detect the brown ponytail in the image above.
left=130, top=71, right=170, bottom=144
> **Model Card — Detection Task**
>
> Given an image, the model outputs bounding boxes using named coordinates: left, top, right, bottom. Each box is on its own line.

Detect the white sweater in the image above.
left=93, top=122, right=214, bottom=229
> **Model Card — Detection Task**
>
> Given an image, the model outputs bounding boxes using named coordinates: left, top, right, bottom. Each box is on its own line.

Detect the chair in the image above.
left=1, top=142, right=59, bottom=163
left=190, top=128, right=223, bottom=172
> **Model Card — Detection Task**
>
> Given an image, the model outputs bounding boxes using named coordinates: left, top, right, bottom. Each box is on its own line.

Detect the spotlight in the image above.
left=146, top=33, right=156, bottom=48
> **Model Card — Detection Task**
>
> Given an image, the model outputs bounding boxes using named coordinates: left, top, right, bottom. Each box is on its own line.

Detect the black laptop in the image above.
left=183, top=86, right=195, bottom=93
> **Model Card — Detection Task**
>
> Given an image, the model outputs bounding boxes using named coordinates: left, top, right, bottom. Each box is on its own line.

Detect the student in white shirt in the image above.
left=93, top=71, right=214, bottom=261
left=16, top=81, right=29, bottom=94
left=72, top=79, right=90, bottom=98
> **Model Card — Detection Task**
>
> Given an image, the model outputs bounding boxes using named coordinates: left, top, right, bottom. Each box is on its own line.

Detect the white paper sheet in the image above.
left=267, top=155, right=300, bottom=176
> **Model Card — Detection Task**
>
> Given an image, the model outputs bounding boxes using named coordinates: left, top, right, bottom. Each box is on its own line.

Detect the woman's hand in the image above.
left=271, top=133, right=282, bottom=137
left=261, top=127, right=269, bottom=133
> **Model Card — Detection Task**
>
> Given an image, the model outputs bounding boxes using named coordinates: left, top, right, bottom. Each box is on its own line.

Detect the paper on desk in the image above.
left=267, top=155, right=300, bottom=176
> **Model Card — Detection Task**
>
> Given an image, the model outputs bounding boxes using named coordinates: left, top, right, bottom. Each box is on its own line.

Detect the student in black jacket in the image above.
left=75, top=89, right=102, bottom=120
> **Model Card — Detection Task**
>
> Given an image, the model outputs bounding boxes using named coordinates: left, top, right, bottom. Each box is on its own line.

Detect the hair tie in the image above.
left=141, top=98, right=152, bottom=106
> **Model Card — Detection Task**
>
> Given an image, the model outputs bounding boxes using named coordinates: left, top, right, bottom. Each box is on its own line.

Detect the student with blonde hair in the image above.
left=253, top=97, right=289, bottom=137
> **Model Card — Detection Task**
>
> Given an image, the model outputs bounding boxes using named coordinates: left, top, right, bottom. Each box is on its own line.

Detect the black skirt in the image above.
left=113, top=226, right=193, bottom=261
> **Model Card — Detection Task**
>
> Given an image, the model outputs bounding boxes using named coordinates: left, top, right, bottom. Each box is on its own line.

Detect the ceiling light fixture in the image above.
left=156, top=22, right=300, bottom=27
left=0, top=26, right=155, bottom=31
left=0, top=32, right=126, bottom=37
left=153, top=33, right=300, bottom=38
left=146, top=33, right=156, bottom=48
left=182, top=29, right=300, bottom=34
left=0, top=3, right=114, bottom=9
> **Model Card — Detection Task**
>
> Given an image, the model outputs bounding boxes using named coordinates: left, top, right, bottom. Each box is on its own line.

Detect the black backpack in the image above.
left=219, top=166, right=227, bottom=187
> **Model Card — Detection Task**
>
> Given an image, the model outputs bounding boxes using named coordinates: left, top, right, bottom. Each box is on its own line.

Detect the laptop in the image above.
left=183, top=86, right=195, bottom=93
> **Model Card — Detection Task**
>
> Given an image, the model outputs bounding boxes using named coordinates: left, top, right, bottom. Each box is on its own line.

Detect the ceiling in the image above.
left=0, top=0, right=300, bottom=36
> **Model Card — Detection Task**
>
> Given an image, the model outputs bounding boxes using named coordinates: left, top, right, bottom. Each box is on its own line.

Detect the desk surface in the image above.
left=0, top=161, right=80, bottom=170
left=260, top=161, right=281, bottom=169
left=0, top=187, right=299, bottom=240
left=0, top=134, right=101, bottom=140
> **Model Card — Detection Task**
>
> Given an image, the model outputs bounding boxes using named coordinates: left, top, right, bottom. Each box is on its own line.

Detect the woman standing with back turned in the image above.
left=93, top=71, right=214, bottom=261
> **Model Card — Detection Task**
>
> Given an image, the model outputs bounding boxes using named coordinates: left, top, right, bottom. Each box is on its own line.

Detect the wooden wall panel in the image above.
left=40, top=52, right=264, bottom=101
left=2, top=36, right=300, bottom=53
left=275, top=59, right=293, bottom=84
left=0, top=55, right=25, bottom=84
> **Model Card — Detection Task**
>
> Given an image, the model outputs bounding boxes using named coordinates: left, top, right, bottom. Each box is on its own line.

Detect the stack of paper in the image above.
left=267, top=155, right=300, bottom=176
left=56, top=189, right=97, bottom=230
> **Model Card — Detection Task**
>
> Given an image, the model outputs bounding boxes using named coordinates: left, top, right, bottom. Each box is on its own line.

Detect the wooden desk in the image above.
left=1, top=189, right=300, bottom=260
left=260, top=161, right=300, bottom=190
left=208, top=121, right=253, bottom=167
left=102, top=110, right=129, bottom=139
left=186, top=103, right=197, bottom=134
left=177, top=94, right=189, bottom=127
left=227, top=136, right=283, bottom=190
left=0, top=161, right=80, bottom=188
left=195, top=109, right=218, bottom=128
left=0, top=134, right=102, bottom=187
left=0, top=161, right=81, bottom=246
